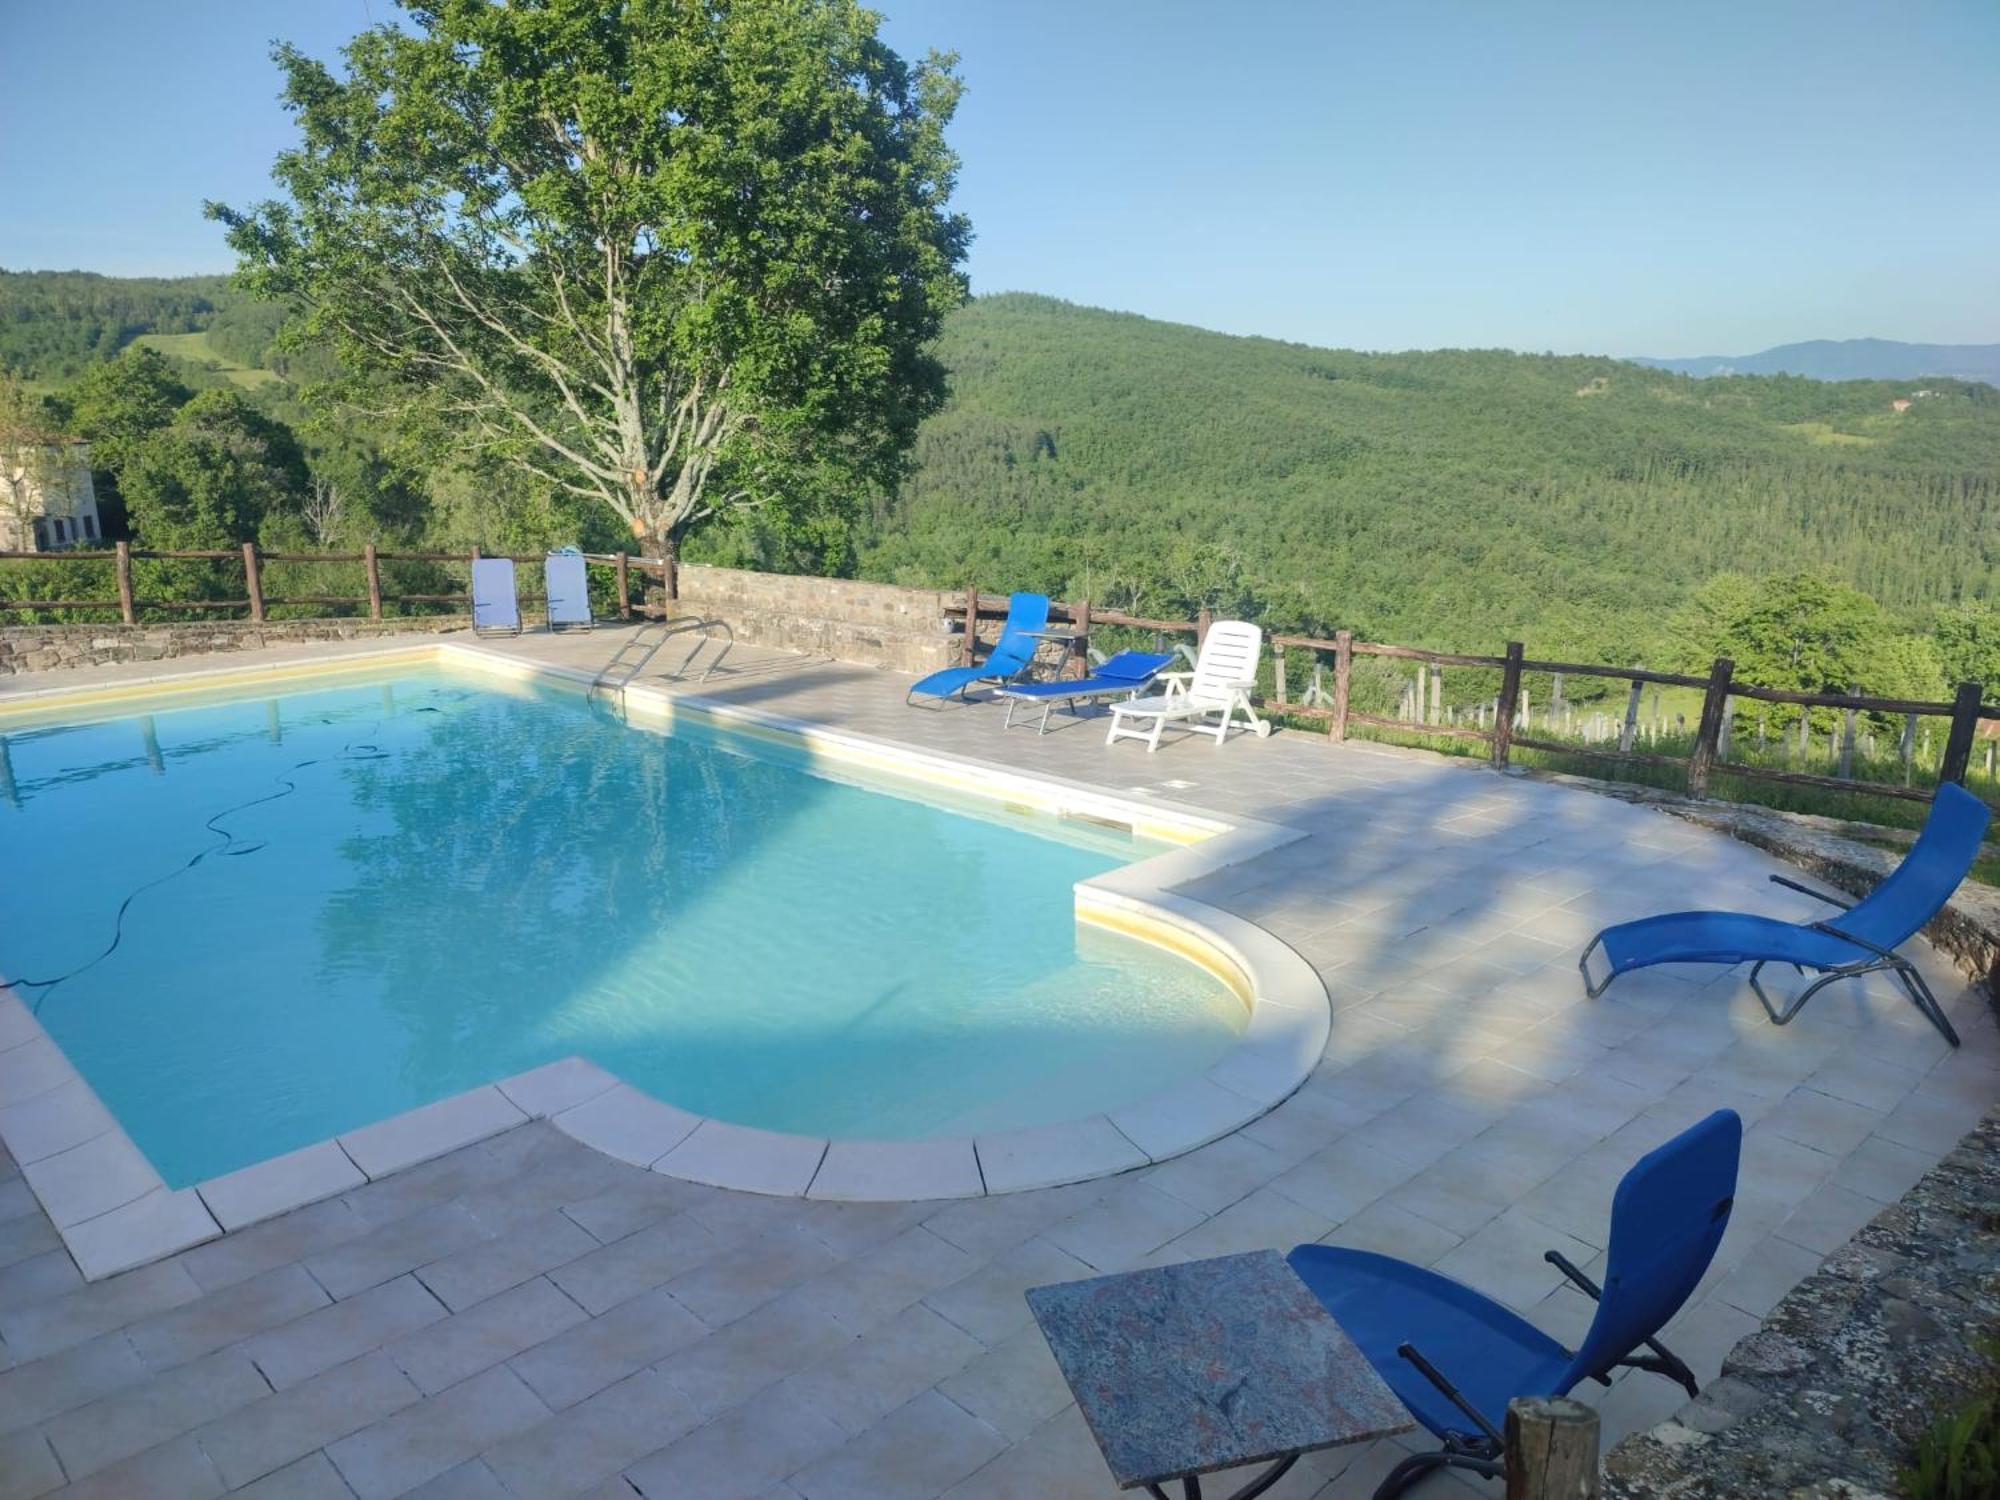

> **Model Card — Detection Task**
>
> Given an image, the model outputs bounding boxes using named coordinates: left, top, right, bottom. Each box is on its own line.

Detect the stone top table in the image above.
left=1027, top=1249, right=1414, bottom=1499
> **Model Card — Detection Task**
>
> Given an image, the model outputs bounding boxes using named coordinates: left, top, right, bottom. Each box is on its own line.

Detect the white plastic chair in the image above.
left=1105, top=620, right=1270, bottom=751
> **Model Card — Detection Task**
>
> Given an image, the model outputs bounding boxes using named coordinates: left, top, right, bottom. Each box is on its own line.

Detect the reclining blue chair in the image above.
left=1580, top=782, right=1988, bottom=1046
left=1288, top=1110, right=1740, bottom=1499
left=995, top=649, right=1178, bottom=733
left=906, top=592, right=1051, bottom=705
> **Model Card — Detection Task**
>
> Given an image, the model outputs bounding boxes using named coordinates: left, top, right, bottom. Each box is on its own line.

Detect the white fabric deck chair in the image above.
left=1105, top=620, right=1271, bottom=751
left=544, top=551, right=593, bottom=632
left=470, top=558, right=521, bottom=636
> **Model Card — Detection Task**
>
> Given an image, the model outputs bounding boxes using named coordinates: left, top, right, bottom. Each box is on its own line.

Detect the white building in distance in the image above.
left=1, top=441, right=103, bottom=551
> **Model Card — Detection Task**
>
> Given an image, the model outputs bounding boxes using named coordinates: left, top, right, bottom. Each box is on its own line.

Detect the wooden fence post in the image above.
left=242, top=542, right=265, bottom=623
left=1070, top=598, right=1092, bottom=678
left=1618, top=677, right=1642, bottom=754
left=1273, top=641, right=1289, bottom=710
left=1196, top=607, right=1213, bottom=645
left=615, top=552, right=631, bottom=620
left=114, top=540, right=135, bottom=625
left=961, top=584, right=980, bottom=667
left=364, top=543, right=383, bottom=620
left=1940, top=682, right=1985, bottom=785
left=1838, top=686, right=1859, bottom=779
left=1491, top=641, right=1524, bottom=769
left=1686, top=656, right=1734, bottom=798
left=1505, top=1396, right=1599, bottom=1500
left=1330, top=629, right=1353, bottom=743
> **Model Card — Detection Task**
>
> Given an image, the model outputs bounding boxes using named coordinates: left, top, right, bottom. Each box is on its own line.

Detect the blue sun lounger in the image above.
left=906, top=591, right=1051, bottom=705
left=995, top=649, right=1177, bottom=733
left=1581, top=781, right=1988, bottom=1046
left=1287, top=1109, right=1740, bottom=1499
left=470, top=557, right=521, bottom=636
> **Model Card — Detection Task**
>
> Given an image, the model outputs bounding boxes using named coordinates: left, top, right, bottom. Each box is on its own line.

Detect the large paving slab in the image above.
left=0, top=631, right=1992, bottom=1496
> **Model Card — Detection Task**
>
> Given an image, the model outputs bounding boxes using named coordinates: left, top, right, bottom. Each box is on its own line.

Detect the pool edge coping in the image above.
left=0, top=636, right=1329, bottom=1275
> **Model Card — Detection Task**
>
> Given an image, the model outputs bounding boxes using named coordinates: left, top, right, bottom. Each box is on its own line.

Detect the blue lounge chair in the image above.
left=995, top=649, right=1178, bottom=733
left=1288, top=1109, right=1740, bottom=1499
left=906, top=592, right=1051, bottom=705
left=1581, top=782, right=1989, bottom=1046
left=470, top=557, right=521, bottom=636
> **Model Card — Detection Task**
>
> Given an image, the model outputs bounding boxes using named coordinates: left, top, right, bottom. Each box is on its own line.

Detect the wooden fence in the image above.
left=5, top=553, right=1995, bottom=809
left=945, top=590, right=2000, bottom=810
left=0, top=545, right=667, bottom=624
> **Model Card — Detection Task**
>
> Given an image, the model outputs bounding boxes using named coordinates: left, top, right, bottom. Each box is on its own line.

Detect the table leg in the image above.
left=1145, top=1455, right=1300, bottom=1500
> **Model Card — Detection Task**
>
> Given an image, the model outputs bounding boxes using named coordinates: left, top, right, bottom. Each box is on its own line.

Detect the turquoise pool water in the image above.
left=0, top=668, right=1242, bottom=1186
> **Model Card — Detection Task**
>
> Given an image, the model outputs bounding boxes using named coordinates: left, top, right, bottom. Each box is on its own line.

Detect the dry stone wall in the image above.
left=665, top=564, right=957, bottom=674
left=1605, top=1108, right=2000, bottom=1498
left=0, top=617, right=465, bottom=675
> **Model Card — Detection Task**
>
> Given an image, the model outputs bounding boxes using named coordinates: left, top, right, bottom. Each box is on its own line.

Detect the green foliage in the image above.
left=863, top=296, right=2000, bottom=663
left=1900, top=1342, right=2000, bottom=1500
left=0, top=270, right=231, bottom=383
left=61, top=349, right=193, bottom=471
left=1667, top=572, right=1946, bottom=728
left=1934, top=602, right=2000, bottom=690
left=211, top=0, right=970, bottom=561
left=121, top=389, right=307, bottom=551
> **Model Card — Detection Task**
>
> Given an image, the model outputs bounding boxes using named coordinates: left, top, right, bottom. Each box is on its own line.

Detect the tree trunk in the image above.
left=650, top=528, right=680, bottom=604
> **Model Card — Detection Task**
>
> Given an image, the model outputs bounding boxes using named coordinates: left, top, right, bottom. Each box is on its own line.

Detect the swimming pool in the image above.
left=0, top=666, right=1245, bottom=1187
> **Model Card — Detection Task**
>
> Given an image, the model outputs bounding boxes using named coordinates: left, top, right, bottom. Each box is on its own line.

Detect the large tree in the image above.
left=1668, top=571, right=1947, bottom=731
left=121, top=389, right=309, bottom=551
left=211, top=0, right=970, bottom=576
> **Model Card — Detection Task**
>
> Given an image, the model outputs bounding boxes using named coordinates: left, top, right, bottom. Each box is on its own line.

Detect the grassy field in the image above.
left=130, top=331, right=282, bottom=389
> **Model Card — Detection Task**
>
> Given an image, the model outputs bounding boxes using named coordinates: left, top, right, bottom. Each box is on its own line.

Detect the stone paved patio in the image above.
left=1, top=626, right=1994, bottom=1498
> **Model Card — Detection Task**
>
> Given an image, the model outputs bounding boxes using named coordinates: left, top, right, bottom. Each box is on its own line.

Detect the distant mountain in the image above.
left=1630, top=338, right=2000, bottom=387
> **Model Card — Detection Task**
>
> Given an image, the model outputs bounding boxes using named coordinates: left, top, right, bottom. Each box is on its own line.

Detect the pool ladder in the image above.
left=591, top=614, right=735, bottom=697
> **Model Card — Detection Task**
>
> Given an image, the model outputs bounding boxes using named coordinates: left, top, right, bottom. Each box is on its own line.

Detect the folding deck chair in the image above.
left=470, top=557, right=521, bottom=637
left=1287, top=1110, right=1741, bottom=1499
left=995, top=649, right=1177, bottom=733
left=906, top=592, right=1051, bottom=705
left=544, top=550, right=593, bottom=632
left=1580, top=782, right=1989, bottom=1046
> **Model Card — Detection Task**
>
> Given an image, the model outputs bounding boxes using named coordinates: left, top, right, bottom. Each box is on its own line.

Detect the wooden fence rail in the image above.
left=0, top=545, right=654, bottom=626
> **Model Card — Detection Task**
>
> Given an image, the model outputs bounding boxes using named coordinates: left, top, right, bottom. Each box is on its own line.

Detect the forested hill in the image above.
left=6, top=273, right=1997, bottom=664
left=0, top=269, right=312, bottom=386
left=860, top=295, right=2000, bottom=656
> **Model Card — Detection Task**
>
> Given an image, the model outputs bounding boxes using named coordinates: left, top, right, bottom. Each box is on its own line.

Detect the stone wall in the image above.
left=0, top=616, right=466, bottom=676
left=1605, top=1107, right=2000, bottom=1498
left=668, top=564, right=957, bottom=674
left=0, top=565, right=965, bottom=678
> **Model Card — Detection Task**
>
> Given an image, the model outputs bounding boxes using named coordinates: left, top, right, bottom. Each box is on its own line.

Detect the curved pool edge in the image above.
left=536, top=884, right=1332, bottom=1203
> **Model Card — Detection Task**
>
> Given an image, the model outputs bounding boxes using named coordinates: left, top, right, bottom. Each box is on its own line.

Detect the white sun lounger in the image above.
left=470, top=557, right=522, bottom=636
left=544, top=551, right=593, bottom=631
left=1104, top=620, right=1270, bottom=751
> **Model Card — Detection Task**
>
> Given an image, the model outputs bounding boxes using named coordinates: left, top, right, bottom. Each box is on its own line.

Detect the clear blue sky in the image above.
left=3, top=0, right=1995, bottom=355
